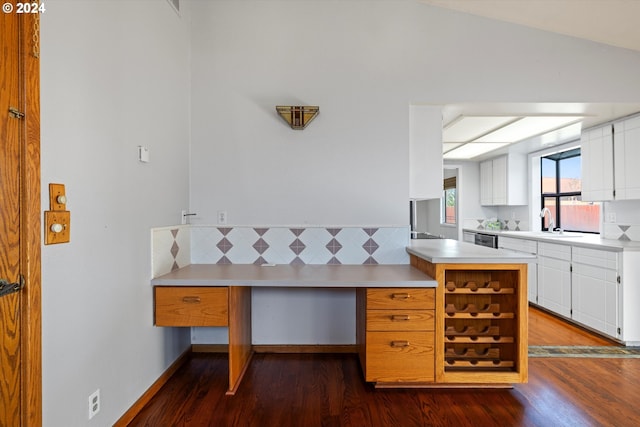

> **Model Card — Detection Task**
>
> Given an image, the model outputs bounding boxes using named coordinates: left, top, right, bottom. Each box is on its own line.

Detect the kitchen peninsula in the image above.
left=152, top=239, right=534, bottom=393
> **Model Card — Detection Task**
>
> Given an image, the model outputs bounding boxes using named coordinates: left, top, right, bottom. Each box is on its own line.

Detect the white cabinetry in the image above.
left=499, top=236, right=537, bottom=304
left=582, top=115, right=640, bottom=202
left=571, top=247, right=619, bottom=339
left=479, top=153, right=526, bottom=206
left=409, top=105, right=443, bottom=200
left=537, top=242, right=572, bottom=318
left=613, top=115, right=640, bottom=200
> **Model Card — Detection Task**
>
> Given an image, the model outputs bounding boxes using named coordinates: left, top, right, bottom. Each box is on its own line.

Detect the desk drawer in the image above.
left=155, top=286, right=228, bottom=327
left=367, top=310, right=434, bottom=331
left=365, top=331, right=434, bottom=382
left=366, top=288, right=435, bottom=310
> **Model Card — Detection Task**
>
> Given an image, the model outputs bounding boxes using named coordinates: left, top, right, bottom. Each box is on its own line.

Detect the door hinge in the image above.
left=613, top=189, right=616, bottom=198
left=617, top=327, right=621, bottom=335
left=8, top=107, right=25, bottom=119
left=617, top=275, right=621, bottom=284
left=0, top=275, right=25, bottom=298
left=570, top=264, right=573, bottom=273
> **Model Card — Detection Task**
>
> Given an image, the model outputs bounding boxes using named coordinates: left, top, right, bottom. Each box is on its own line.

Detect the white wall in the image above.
left=41, top=1, right=191, bottom=424
left=189, top=0, right=640, bottom=228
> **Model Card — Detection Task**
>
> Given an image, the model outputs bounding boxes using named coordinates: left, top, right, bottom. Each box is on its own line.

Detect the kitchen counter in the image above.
left=464, top=229, right=640, bottom=251
left=407, top=238, right=536, bottom=264
left=151, top=263, right=437, bottom=287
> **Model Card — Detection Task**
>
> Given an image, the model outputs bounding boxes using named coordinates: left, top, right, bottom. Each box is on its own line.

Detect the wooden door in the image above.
left=1, top=6, right=42, bottom=426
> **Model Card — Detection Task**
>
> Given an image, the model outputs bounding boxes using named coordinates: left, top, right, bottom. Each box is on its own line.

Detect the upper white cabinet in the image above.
left=582, top=114, right=640, bottom=201
left=479, top=153, right=526, bottom=206
left=409, top=105, right=443, bottom=200
left=581, top=125, right=614, bottom=201
left=613, top=115, right=640, bottom=200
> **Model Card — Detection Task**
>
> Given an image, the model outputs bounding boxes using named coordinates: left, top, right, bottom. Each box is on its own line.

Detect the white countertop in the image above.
left=464, top=229, right=640, bottom=251
left=407, top=239, right=536, bottom=264
left=151, top=264, right=437, bottom=288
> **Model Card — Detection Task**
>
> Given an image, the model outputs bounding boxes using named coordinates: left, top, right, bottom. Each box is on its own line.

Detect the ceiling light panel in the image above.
left=443, top=142, right=464, bottom=153
left=474, top=116, right=583, bottom=143
left=443, top=116, right=518, bottom=142
left=443, top=142, right=510, bottom=160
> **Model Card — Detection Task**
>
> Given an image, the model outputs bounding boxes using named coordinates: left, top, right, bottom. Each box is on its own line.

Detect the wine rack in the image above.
left=443, top=270, right=519, bottom=372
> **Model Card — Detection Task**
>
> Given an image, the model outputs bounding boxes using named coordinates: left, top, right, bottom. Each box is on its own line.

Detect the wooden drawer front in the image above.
left=365, top=331, right=434, bottom=382
left=367, top=310, right=434, bottom=331
left=367, top=288, right=435, bottom=310
left=155, top=287, right=229, bottom=327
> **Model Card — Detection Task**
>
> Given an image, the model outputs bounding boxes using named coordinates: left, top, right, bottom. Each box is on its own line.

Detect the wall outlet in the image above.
left=608, top=212, right=617, bottom=223
left=181, top=209, right=187, bottom=225
left=88, top=389, right=100, bottom=420
left=217, top=211, right=227, bottom=224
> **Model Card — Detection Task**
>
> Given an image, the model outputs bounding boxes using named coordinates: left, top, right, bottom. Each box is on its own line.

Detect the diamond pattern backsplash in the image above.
left=191, top=226, right=409, bottom=266
left=152, top=225, right=410, bottom=275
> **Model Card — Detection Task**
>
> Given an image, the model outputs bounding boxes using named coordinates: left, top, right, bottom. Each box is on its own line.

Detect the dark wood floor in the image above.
left=128, top=307, right=640, bottom=427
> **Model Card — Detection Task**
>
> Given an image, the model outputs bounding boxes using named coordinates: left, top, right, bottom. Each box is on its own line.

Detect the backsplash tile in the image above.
left=603, top=223, right=640, bottom=241
left=151, top=225, right=191, bottom=277
left=151, top=225, right=410, bottom=275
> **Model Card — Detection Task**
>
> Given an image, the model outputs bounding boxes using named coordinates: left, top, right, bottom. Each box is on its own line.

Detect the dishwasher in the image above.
left=474, top=232, right=498, bottom=248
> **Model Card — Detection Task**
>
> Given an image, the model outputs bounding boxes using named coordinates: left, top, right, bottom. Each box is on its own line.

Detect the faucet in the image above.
left=539, top=207, right=554, bottom=231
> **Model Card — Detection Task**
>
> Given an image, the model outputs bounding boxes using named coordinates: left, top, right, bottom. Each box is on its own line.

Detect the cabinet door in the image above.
left=572, top=263, right=619, bottom=338
left=480, top=160, right=493, bottom=205
left=571, top=247, right=619, bottom=338
left=537, top=255, right=571, bottom=317
left=614, top=116, right=640, bottom=200
left=581, top=125, right=614, bottom=201
left=491, top=156, right=508, bottom=205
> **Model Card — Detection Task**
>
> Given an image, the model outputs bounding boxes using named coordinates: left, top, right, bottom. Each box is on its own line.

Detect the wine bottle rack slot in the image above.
left=444, top=359, right=515, bottom=368
left=444, top=325, right=514, bottom=343
left=445, top=303, right=514, bottom=318
left=445, top=281, right=514, bottom=294
left=445, top=347, right=500, bottom=359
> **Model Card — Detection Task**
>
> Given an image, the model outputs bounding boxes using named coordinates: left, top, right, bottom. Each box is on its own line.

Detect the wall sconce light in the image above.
left=276, top=106, right=319, bottom=130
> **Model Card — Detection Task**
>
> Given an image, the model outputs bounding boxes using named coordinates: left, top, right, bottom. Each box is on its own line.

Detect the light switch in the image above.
left=138, top=146, right=150, bottom=163
left=45, top=183, right=71, bottom=245
left=49, top=183, right=67, bottom=211
left=45, top=211, right=70, bottom=244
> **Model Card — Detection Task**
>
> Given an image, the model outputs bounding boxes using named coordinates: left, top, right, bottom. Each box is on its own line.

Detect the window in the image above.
left=442, top=176, right=456, bottom=225
left=541, top=148, right=599, bottom=233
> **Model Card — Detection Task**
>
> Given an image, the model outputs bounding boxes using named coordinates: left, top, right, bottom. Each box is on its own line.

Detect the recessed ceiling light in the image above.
left=443, top=116, right=519, bottom=142
left=443, top=142, right=510, bottom=159
left=474, top=116, right=583, bottom=143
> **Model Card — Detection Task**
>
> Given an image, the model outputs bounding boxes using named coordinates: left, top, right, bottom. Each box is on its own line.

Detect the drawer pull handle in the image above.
left=391, top=340, right=410, bottom=348
left=182, top=296, right=201, bottom=304
left=391, top=293, right=410, bottom=300
left=391, top=315, right=410, bottom=321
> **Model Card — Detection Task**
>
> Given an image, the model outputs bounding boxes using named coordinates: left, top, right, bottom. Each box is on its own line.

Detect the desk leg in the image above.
left=227, top=286, right=253, bottom=395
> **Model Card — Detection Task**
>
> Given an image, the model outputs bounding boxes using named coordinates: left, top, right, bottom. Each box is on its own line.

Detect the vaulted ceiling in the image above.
left=420, top=0, right=640, bottom=52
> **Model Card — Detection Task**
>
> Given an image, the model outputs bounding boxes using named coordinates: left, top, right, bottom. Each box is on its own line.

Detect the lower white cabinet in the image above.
left=537, top=242, right=572, bottom=318
left=499, top=237, right=537, bottom=304
left=572, top=250, right=619, bottom=338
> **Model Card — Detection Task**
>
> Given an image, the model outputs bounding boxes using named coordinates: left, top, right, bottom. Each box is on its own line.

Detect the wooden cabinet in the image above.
left=357, top=288, right=435, bottom=384
left=155, top=286, right=228, bottom=327
left=153, top=285, right=252, bottom=395
left=499, top=236, right=538, bottom=304
left=582, top=115, right=640, bottom=202
left=537, top=242, right=572, bottom=318
left=479, top=153, right=526, bottom=206
left=441, top=266, right=527, bottom=384
left=408, top=257, right=528, bottom=385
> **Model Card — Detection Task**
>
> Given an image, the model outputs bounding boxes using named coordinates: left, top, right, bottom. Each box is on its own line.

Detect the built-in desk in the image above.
left=152, top=264, right=437, bottom=394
